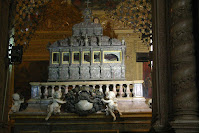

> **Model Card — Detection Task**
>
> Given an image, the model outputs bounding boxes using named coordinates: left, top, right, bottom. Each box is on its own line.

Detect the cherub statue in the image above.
left=148, top=98, right=152, bottom=109
left=45, top=90, right=66, bottom=120
left=101, top=91, right=122, bottom=121
left=11, top=93, right=24, bottom=113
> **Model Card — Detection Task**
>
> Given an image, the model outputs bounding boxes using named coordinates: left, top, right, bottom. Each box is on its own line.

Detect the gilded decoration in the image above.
left=11, top=0, right=152, bottom=50
left=36, top=0, right=83, bottom=31
left=9, top=0, right=50, bottom=50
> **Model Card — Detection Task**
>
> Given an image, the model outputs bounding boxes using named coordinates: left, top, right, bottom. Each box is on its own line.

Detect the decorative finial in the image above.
left=85, top=0, right=91, bottom=8
left=83, top=0, right=92, bottom=21
left=122, top=37, right=125, bottom=45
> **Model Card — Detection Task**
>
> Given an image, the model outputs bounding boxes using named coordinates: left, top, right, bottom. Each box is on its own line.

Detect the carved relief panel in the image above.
left=48, top=67, right=59, bottom=80
left=112, top=66, right=121, bottom=79
left=80, top=66, right=90, bottom=79
left=90, top=66, right=100, bottom=79
left=59, top=67, right=69, bottom=80
left=101, top=66, right=111, bottom=79
left=69, top=66, right=79, bottom=80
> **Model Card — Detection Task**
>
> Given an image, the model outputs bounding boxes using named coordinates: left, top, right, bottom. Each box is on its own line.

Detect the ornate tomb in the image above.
left=9, top=6, right=151, bottom=133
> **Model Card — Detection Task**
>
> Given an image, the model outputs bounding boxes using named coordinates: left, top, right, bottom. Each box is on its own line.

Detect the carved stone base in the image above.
left=26, top=99, right=50, bottom=112
left=170, top=120, right=199, bottom=133
left=149, top=125, right=173, bottom=133
left=10, top=112, right=152, bottom=133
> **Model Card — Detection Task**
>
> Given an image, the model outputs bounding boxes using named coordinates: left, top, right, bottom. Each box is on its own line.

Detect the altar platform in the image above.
left=10, top=111, right=152, bottom=133
left=10, top=97, right=151, bottom=133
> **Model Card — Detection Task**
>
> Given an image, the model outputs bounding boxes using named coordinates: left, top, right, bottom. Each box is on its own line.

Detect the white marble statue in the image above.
left=45, top=90, right=66, bottom=121
left=102, top=91, right=122, bottom=121
left=11, top=93, right=24, bottom=113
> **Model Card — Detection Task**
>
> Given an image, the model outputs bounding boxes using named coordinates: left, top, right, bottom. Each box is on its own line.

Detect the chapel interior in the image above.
left=0, top=0, right=199, bottom=133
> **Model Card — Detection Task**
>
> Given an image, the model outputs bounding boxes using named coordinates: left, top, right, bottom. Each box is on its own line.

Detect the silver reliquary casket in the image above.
left=48, top=8, right=126, bottom=81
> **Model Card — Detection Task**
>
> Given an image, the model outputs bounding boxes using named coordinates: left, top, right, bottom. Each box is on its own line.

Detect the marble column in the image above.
left=169, top=0, right=199, bottom=132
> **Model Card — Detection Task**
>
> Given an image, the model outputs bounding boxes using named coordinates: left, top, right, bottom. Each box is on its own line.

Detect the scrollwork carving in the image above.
left=63, top=86, right=104, bottom=115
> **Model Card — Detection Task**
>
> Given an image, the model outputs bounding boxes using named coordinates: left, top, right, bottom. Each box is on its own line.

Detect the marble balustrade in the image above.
left=30, top=80, right=144, bottom=100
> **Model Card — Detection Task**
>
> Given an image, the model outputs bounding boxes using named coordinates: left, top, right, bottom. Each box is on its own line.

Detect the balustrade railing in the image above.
left=30, top=80, right=144, bottom=100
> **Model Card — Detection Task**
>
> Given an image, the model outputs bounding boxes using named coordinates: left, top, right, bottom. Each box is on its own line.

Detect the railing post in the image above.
left=105, top=84, right=109, bottom=95
left=119, top=84, right=124, bottom=98
left=65, top=85, right=68, bottom=94
left=133, top=83, right=143, bottom=97
left=51, top=85, right=55, bottom=97
left=126, top=84, right=131, bottom=98
left=31, top=85, right=40, bottom=99
left=58, top=85, right=61, bottom=92
left=113, top=84, right=117, bottom=95
left=38, top=85, right=42, bottom=99
left=44, top=85, right=48, bottom=99
left=72, top=85, right=75, bottom=89
left=99, top=84, right=103, bottom=93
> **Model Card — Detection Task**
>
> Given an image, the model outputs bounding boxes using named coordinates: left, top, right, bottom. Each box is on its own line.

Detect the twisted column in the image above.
left=170, top=0, right=199, bottom=132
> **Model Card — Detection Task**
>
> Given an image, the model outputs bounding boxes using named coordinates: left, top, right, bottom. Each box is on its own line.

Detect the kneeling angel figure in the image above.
left=45, top=90, right=66, bottom=120
left=11, top=93, right=24, bottom=113
left=102, top=91, right=122, bottom=121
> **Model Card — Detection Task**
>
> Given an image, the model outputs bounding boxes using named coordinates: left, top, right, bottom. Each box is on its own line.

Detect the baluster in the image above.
left=72, top=85, right=75, bottom=89
left=113, top=84, right=117, bottom=95
left=79, top=85, right=82, bottom=90
left=51, top=85, right=55, bottom=97
left=99, top=84, right=103, bottom=93
left=38, top=85, right=42, bottom=99
left=105, top=84, right=109, bottom=95
left=126, top=84, right=131, bottom=98
left=44, top=85, right=48, bottom=99
left=85, top=85, right=89, bottom=89
left=65, top=85, right=68, bottom=94
left=119, top=84, right=124, bottom=98
left=58, top=85, right=61, bottom=92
